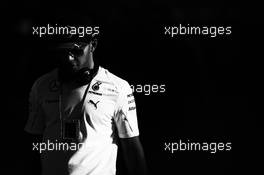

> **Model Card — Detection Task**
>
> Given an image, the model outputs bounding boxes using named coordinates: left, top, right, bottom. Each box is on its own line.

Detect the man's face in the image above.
left=59, top=42, right=92, bottom=72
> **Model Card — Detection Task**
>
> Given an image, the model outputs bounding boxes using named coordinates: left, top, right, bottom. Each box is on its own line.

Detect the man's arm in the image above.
left=120, top=136, right=147, bottom=175
left=24, top=79, right=45, bottom=173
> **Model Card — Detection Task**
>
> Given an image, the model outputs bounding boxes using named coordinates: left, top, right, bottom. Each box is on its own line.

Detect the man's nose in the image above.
left=67, top=54, right=78, bottom=66
left=69, top=54, right=75, bottom=61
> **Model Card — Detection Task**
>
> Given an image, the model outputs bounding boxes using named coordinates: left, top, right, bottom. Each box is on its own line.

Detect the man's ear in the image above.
left=90, top=38, right=98, bottom=52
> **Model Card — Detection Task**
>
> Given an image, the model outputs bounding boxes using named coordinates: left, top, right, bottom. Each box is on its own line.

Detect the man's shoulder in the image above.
left=99, top=67, right=130, bottom=89
left=32, top=69, right=58, bottom=91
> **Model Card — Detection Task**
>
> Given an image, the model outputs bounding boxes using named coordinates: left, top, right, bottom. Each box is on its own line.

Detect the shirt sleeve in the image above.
left=24, top=80, right=45, bottom=134
left=114, top=81, right=139, bottom=138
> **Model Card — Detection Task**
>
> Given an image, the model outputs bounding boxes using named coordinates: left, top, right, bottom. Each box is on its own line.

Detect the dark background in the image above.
left=4, top=4, right=258, bottom=175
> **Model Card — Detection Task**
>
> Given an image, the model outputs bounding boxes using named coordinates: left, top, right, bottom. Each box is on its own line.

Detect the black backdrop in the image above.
left=4, top=4, right=258, bottom=175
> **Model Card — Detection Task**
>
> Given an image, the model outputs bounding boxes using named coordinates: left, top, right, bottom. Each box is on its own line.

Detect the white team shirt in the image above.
left=25, top=66, right=139, bottom=175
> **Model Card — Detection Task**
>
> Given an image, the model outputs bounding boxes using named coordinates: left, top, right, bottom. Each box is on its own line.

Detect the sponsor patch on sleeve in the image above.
left=128, top=99, right=135, bottom=104
left=128, top=106, right=136, bottom=111
left=127, top=93, right=134, bottom=98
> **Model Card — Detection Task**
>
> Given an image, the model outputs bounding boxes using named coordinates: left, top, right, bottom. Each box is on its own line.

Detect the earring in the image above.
left=90, top=44, right=94, bottom=53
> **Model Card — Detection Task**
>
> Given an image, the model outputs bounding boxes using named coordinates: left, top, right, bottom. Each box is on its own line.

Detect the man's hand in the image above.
left=120, top=136, right=148, bottom=175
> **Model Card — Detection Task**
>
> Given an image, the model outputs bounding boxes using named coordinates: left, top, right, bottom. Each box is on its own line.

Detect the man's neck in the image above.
left=86, top=55, right=94, bottom=70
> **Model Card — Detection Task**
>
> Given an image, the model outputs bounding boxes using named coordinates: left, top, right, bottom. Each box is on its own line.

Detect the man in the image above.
left=24, top=17, right=147, bottom=175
